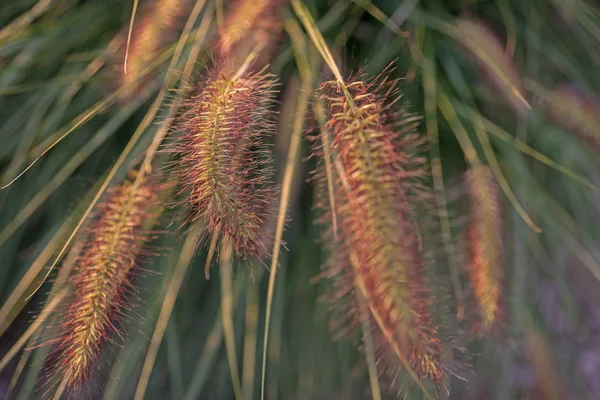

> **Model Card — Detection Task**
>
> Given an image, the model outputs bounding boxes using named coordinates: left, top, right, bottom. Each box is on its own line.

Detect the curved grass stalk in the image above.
left=0, top=35, right=122, bottom=177
left=312, top=97, right=337, bottom=238
left=123, top=0, right=141, bottom=75
left=51, top=378, right=68, bottom=400
left=0, top=92, right=52, bottom=214
left=220, top=240, right=244, bottom=400
left=5, top=228, right=92, bottom=399
left=356, top=289, right=382, bottom=400
left=495, top=0, right=517, bottom=57
left=0, top=34, right=177, bottom=190
left=270, top=0, right=350, bottom=72
left=0, top=46, right=166, bottom=190
left=0, top=172, right=109, bottom=338
left=468, top=101, right=542, bottom=233
left=260, top=16, right=314, bottom=400
left=422, top=38, right=464, bottom=319
left=4, top=229, right=87, bottom=398
left=349, top=0, right=409, bottom=37
left=133, top=222, right=203, bottom=400
left=1, top=35, right=123, bottom=192
left=539, top=191, right=600, bottom=283
left=437, top=90, right=541, bottom=233
left=450, top=18, right=530, bottom=112
left=0, top=0, right=55, bottom=44
left=0, top=288, right=68, bottom=373
left=242, top=268, right=260, bottom=400
left=459, top=107, right=597, bottom=190
left=182, top=277, right=244, bottom=400
left=0, top=85, right=156, bottom=248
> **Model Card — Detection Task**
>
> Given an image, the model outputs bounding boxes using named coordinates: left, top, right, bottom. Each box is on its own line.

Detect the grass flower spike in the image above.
left=453, top=18, right=530, bottom=113
left=45, top=173, right=159, bottom=390
left=217, top=0, right=283, bottom=63
left=541, top=84, right=600, bottom=153
left=465, top=165, right=503, bottom=333
left=316, top=72, right=445, bottom=388
left=119, top=0, right=186, bottom=99
left=169, top=64, right=277, bottom=273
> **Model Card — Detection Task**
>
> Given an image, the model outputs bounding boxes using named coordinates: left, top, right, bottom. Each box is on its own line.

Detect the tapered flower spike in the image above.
left=453, top=18, right=530, bottom=113
left=465, top=165, right=503, bottom=333
left=314, top=71, right=446, bottom=389
left=45, top=172, right=159, bottom=390
left=217, top=0, right=283, bottom=64
left=169, top=64, right=278, bottom=274
left=540, top=84, right=600, bottom=153
left=119, top=0, right=186, bottom=100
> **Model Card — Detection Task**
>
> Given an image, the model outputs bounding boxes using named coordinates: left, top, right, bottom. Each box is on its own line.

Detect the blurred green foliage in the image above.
left=1, top=0, right=600, bottom=399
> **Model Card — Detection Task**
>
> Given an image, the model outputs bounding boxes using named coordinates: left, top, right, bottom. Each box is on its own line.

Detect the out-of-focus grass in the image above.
left=0, top=0, right=599, bottom=399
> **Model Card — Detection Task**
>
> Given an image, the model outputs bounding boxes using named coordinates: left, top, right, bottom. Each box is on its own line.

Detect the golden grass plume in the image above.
left=453, top=18, right=530, bottom=113
left=118, top=0, right=187, bottom=100
left=44, top=172, right=160, bottom=390
left=168, top=64, right=278, bottom=274
left=465, top=164, right=503, bottom=333
left=217, top=0, right=284, bottom=69
left=540, top=84, right=600, bottom=153
left=314, top=70, right=446, bottom=388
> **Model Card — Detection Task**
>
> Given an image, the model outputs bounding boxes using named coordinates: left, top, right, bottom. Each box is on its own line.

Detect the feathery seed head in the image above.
left=118, top=0, right=186, bottom=100
left=217, top=0, right=283, bottom=69
left=169, top=66, right=277, bottom=264
left=45, top=174, right=159, bottom=389
left=454, top=18, right=529, bottom=113
left=465, top=165, right=503, bottom=333
left=541, top=84, right=600, bottom=153
left=315, top=71, right=445, bottom=387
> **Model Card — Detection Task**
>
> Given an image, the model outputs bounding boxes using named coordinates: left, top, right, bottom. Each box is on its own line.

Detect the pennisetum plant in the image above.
left=465, top=164, right=503, bottom=333
left=313, top=70, right=446, bottom=395
left=167, top=57, right=278, bottom=278
left=4, top=1, right=599, bottom=399
left=292, top=1, right=448, bottom=395
left=43, top=172, right=160, bottom=395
